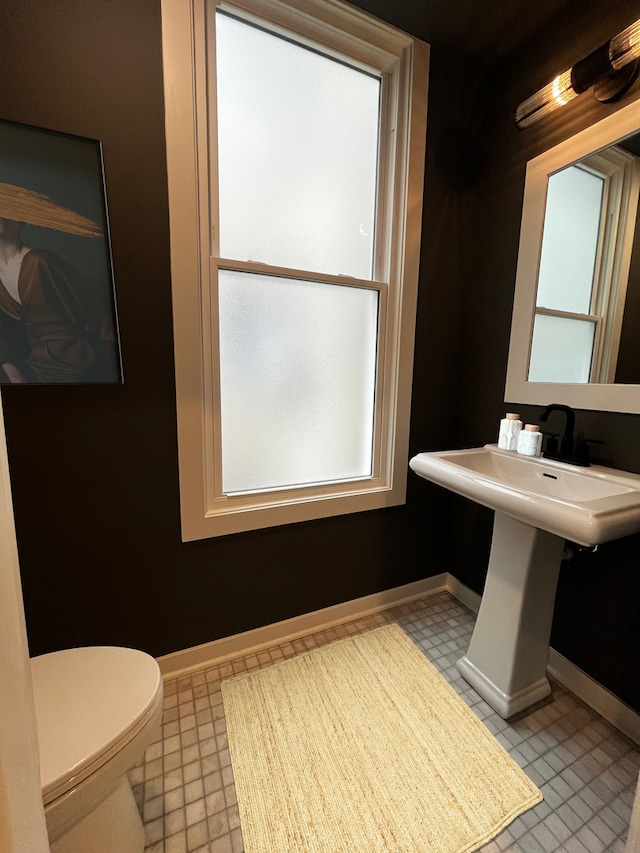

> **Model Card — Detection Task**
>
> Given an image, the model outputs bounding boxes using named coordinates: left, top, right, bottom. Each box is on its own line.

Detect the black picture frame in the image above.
left=0, top=118, right=122, bottom=384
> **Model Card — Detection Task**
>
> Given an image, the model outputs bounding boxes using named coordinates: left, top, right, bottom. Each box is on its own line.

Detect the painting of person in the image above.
left=0, top=182, right=120, bottom=384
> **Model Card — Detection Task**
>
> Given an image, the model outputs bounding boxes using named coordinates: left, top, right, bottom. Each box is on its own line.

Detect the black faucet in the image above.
left=538, top=403, right=600, bottom=466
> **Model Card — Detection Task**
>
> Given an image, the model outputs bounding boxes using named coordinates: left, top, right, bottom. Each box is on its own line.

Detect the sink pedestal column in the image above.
left=457, top=511, right=565, bottom=718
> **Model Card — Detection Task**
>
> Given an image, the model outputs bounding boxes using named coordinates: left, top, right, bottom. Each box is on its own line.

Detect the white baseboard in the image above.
left=547, top=649, right=639, bottom=745
left=157, top=574, right=448, bottom=678
left=447, top=574, right=481, bottom=614
left=157, top=572, right=638, bottom=744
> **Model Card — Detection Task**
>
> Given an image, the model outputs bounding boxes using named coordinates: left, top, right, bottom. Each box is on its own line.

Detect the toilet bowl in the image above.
left=31, top=646, right=163, bottom=853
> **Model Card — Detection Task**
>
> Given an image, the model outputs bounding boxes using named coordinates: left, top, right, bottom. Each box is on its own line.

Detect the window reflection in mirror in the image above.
left=528, top=140, right=640, bottom=384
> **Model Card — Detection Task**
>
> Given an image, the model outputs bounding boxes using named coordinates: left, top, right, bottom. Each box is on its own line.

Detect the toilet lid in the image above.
left=31, top=646, right=162, bottom=802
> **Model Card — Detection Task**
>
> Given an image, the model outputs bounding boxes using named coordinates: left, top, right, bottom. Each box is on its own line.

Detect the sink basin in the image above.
left=410, top=444, right=640, bottom=546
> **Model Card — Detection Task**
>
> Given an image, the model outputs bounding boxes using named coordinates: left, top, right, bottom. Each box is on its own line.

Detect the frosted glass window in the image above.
left=215, top=12, right=380, bottom=279
left=536, top=166, right=604, bottom=313
left=528, top=315, right=596, bottom=383
left=218, top=270, right=378, bottom=493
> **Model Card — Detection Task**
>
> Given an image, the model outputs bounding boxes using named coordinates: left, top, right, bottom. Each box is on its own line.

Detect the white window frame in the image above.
left=161, top=0, right=429, bottom=540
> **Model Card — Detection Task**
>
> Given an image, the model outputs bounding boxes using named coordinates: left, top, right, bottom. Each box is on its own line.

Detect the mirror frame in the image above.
left=506, top=97, right=640, bottom=414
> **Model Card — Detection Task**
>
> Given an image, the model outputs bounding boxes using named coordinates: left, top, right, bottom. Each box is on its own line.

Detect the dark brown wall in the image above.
left=452, top=0, right=640, bottom=710
left=0, top=0, right=463, bottom=660
left=1, top=0, right=638, bottom=712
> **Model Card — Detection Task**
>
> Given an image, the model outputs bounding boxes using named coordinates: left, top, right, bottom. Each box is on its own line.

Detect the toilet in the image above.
left=30, top=646, right=163, bottom=853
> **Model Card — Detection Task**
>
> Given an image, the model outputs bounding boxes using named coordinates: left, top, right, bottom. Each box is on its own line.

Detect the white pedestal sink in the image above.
left=410, top=444, right=640, bottom=718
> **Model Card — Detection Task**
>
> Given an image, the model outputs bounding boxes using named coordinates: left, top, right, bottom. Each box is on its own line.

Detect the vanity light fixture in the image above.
left=515, top=17, right=640, bottom=129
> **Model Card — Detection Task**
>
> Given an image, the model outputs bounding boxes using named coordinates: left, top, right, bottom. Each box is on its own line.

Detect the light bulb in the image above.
left=515, top=69, right=578, bottom=129
left=609, top=19, right=640, bottom=70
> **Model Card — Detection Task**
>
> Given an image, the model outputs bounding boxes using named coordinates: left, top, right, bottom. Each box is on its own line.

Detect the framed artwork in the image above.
left=0, top=118, right=122, bottom=384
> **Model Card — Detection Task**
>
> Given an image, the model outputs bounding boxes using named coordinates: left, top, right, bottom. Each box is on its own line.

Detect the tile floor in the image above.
left=130, top=591, right=640, bottom=852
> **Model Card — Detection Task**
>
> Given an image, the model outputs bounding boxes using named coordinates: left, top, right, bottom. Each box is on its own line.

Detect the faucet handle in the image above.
left=575, top=437, right=604, bottom=465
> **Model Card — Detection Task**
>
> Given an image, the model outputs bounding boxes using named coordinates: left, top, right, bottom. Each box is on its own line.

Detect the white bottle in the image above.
left=517, top=424, right=542, bottom=457
left=498, top=413, right=523, bottom=451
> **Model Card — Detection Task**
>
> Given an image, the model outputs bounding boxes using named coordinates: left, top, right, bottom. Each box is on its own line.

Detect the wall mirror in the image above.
left=505, top=97, right=640, bottom=413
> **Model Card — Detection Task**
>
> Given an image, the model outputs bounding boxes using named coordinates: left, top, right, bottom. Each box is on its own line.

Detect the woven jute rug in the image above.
left=221, top=623, right=542, bottom=852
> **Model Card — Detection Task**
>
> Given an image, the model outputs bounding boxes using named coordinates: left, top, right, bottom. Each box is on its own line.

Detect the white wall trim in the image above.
left=446, top=574, right=481, bottom=614
left=157, top=572, right=639, bottom=744
left=157, top=574, right=448, bottom=677
left=547, top=649, right=639, bottom=745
